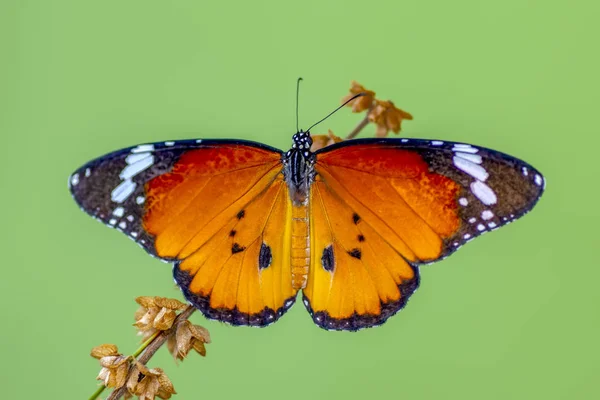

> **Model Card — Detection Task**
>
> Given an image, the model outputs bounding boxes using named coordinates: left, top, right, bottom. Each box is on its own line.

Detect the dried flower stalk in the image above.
left=339, top=81, right=413, bottom=141
left=105, top=305, right=196, bottom=400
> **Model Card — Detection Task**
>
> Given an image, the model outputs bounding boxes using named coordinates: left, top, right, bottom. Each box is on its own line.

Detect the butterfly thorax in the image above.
left=282, top=131, right=316, bottom=206
left=283, top=131, right=315, bottom=289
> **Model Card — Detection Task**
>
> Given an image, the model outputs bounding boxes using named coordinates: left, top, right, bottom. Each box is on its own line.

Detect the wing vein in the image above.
left=318, top=164, right=442, bottom=262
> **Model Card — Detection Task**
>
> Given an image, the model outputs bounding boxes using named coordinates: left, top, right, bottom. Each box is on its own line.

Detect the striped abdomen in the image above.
left=290, top=203, right=310, bottom=289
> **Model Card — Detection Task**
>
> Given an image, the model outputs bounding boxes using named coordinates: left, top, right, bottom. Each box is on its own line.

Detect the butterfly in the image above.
left=69, top=132, right=545, bottom=331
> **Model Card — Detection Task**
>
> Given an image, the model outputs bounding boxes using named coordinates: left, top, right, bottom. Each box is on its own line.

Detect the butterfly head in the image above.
left=292, top=130, right=313, bottom=148
left=284, top=130, right=316, bottom=205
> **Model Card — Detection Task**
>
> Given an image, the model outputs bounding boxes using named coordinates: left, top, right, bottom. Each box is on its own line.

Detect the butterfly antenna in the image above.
left=296, top=77, right=303, bottom=132
left=306, top=93, right=365, bottom=133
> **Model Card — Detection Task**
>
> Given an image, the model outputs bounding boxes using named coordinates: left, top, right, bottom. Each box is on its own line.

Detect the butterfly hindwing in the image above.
left=173, top=176, right=298, bottom=326
left=303, top=178, right=420, bottom=330
left=302, top=138, right=544, bottom=330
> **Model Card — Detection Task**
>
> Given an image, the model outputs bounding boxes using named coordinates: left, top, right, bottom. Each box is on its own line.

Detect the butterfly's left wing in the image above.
left=303, top=138, right=545, bottom=331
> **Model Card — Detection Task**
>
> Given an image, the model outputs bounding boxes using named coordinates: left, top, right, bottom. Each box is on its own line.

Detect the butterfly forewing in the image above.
left=69, top=139, right=283, bottom=259
left=314, top=138, right=545, bottom=260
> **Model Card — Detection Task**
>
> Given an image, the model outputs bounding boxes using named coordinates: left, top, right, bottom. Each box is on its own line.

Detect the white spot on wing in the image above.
left=111, top=179, right=137, bottom=203
left=459, top=197, right=468, bottom=206
left=452, top=144, right=478, bottom=153
left=126, top=215, right=134, bottom=222
left=401, top=139, right=409, bottom=143
left=488, top=222, right=497, bottom=228
left=125, top=152, right=152, bottom=164
left=165, top=141, right=175, bottom=146
left=464, top=233, right=471, bottom=239
left=113, top=207, right=125, bottom=217
left=131, top=231, right=138, bottom=237
left=469, top=217, right=477, bottom=223
left=534, top=174, right=543, bottom=186
left=131, top=144, right=154, bottom=153
left=470, top=180, right=497, bottom=205
left=85, top=168, right=91, bottom=177
left=70, top=173, right=79, bottom=186
left=477, top=224, right=486, bottom=231
left=453, top=156, right=489, bottom=181
left=481, top=210, right=494, bottom=220
left=455, top=152, right=483, bottom=164
left=109, top=219, right=117, bottom=225
left=136, top=196, right=145, bottom=204
left=118, top=221, right=127, bottom=229
left=196, top=139, right=202, bottom=143
left=120, top=155, right=155, bottom=180
left=522, top=167, right=528, bottom=176
left=431, top=140, right=444, bottom=146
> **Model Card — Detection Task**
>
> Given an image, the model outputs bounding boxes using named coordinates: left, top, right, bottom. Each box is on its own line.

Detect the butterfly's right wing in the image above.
left=70, top=139, right=298, bottom=326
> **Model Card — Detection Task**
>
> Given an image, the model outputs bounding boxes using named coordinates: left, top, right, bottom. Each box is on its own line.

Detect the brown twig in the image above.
left=106, top=305, right=196, bottom=400
left=345, top=106, right=373, bottom=139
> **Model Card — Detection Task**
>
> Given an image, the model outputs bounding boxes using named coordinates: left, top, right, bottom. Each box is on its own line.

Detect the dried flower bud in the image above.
left=95, top=353, right=131, bottom=389
left=310, top=130, right=343, bottom=152
left=167, top=320, right=211, bottom=361
left=127, top=361, right=176, bottom=400
left=135, top=296, right=157, bottom=309
left=342, top=81, right=376, bottom=113
left=134, top=296, right=187, bottom=339
left=152, top=307, right=177, bottom=331
left=91, top=344, right=120, bottom=359
left=368, top=99, right=413, bottom=137
left=153, top=297, right=187, bottom=310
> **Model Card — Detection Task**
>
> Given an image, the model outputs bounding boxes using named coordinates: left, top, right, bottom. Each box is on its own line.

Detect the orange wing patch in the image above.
left=144, top=145, right=297, bottom=326
left=143, top=146, right=282, bottom=258
left=316, top=145, right=462, bottom=261
left=303, top=178, right=419, bottom=330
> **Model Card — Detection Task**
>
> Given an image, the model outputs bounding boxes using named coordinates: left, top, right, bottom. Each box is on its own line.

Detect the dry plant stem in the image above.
left=106, top=305, right=196, bottom=400
left=345, top=106, right=373, bottom=139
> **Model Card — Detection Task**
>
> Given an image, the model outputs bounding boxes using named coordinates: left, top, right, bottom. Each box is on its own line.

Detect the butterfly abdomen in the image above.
left=291, top=203, right=310, bottom=289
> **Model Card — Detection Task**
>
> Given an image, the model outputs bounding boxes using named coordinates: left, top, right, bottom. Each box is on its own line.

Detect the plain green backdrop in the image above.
left=2, top=0, right=598, bottom=399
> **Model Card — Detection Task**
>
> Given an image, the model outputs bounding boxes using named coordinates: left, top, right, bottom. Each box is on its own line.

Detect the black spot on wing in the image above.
left=231, top=243, right=245, bottom=254
left=347, top=248, right=362, bottom=259
left=352, top=213, right=361, bottom=224
left=259, top=243, right=272, bottom=270
left=321, top=245, right=335, bottom=272
left=357, top=234, right=365, bottom=242
left=229, top=230, right=237, bottom=237
left=236, top=210, right=245, bottom=219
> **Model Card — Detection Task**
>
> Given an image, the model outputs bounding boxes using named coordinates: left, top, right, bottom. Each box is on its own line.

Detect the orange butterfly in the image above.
left=69, top=132, right=544, bottom=330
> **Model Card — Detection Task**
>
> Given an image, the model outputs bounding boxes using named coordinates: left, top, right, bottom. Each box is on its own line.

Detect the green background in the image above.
left=2, top=0, right=598, bottom=399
